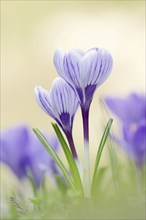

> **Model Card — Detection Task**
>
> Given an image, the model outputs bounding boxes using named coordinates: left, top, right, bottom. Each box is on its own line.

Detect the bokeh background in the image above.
left=1, top=0, right=145, bottom=161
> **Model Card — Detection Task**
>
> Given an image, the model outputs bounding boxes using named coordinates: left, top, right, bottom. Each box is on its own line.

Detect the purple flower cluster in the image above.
left=35, top=47, right=113, bottom=159
left=35, top=47, right=113, bottom=197
left=105, top=93, right=146, bottom=166
left=0, top=124, right=59, bottom=187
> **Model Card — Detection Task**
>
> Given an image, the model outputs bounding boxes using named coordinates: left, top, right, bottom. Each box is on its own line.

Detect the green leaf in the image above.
left=91, top=118, right=113, bottom=195
left=26, top=169, right=37, bottom=196
left=52, top=123, right=83, bottom=196
left=54, top=174, right=67, bottom=193
left=108, top=137, right=118, bottom=188
left=33, top=128, right=76, bottom=192
left=92, top=167, right=107, bottom=197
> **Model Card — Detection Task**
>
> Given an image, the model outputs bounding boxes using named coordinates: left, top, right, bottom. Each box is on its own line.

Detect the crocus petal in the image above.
left=81, top=48, right=113, bottom=88
left=35, top=86, right=55, bottom=118
left=122, top=124, right=134, bottom=143
left=81, top=49, right=100, bottom=88
left=105, top=97, right=129, bottom=122
left=0, top=125, right=29, bottom=177
left=131, top=124, right=146, bottom=165
left=122, top=123, right=146, bottom=166
left=128, top=93, right=146, bottom=122
left=105, top=93, right=146, bottom=123
left=53, top=48, right=65, bottom=77
left=81, top=48, right=113, bottom=105
left=64, top=50, right=83, bottom=89
left=0, top=125, right=34, bottom=178
left=51, top=77, right=78, bottom=116
left=29, top=131, right=60, bottom=187
left=35, top=77, right=79, bottom=132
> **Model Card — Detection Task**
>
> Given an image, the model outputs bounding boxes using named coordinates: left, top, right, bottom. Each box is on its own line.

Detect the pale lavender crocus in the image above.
left=54, top=48, right=113, bottom=196
left=35, top=77, right=79, bottom=159
left=0, top=124, right=60, bottom=187
left=105, top=93, right=146, bottom=166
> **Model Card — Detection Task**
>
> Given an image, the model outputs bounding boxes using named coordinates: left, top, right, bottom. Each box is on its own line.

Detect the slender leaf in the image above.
left=108, top=137, right=118, bottom=188
left=52, top=123, right=83, bottom=195
left=91, top=118, right=113, bottom=195
left=33, top=128, right=76, bottom=192
left=93, top=167, right=107, bottom=197
left=54, top=174, right=67, bottom=193
left=26, top=169, right=37, bottom=196
left=100, top=99, right=118, bottom=188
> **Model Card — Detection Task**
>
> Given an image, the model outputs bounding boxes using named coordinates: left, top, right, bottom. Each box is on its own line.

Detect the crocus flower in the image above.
left=35, top=77, right=79, bottom=159
left=54, top=48, right=113, bottom=109
left=105, top=93, right=146, bottom=166
left=0, top=124, right=60, bottom=187
left=54, top=47, right=113, bottom=196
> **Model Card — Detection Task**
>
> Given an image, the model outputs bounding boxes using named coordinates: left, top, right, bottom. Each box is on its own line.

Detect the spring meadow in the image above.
left=1, top=1, right=145, bottom=220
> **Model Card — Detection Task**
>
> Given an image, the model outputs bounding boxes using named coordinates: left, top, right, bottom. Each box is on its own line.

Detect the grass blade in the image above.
left=100, top=99, right=118, bottom=189
left=108, top=137, right=118, bottom=188
left=33, top=128, right=76, bottom=192
left=91, top=118, right=113, bottom=195
left=26, top=169, right=37, bottom=196
left=52, top=123, right=83, bottom=195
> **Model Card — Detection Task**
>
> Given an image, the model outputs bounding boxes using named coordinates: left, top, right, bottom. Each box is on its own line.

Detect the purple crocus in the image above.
left=54, top=47, right=113, bottom=196
left=54, top=48, right=113, bottom=109
left=35, top=77, right=79, bottom=159
left=0, top=124, right=60, bottom=187
left=105, top=93, right=146, bottom=166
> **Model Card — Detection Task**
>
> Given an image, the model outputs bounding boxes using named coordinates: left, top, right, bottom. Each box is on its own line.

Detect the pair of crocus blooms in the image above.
left=1, top=93, right=144, bottom=189
left=35, top=47, right=113, bottom=195
left=1, top=47, right=113, bottom=193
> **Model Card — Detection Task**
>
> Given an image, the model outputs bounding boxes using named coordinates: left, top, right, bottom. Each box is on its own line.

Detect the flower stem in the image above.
left=65, top=131, right=83, bottom=179
left=65, top=131, right=78, bottom=159
left=81, top=107, right=91, bottom=198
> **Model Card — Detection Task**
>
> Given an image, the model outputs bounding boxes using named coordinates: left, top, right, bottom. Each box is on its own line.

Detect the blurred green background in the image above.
left=1, top=1, right=145, bottom=158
